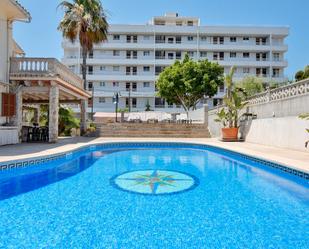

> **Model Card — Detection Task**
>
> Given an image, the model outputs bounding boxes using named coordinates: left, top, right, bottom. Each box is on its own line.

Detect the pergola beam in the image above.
left=23, top=99, right=81, bottom=104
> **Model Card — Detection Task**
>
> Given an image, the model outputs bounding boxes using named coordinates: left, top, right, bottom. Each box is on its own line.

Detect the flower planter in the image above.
left=221, top=127, right=238, bottom=140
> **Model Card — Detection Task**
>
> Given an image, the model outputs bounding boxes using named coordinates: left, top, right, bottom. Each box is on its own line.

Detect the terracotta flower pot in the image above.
left=221, top=127, right=238, bottom=140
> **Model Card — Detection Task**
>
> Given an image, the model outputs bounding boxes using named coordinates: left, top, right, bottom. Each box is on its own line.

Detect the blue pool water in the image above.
left=0, top=143, right=308, bottom=248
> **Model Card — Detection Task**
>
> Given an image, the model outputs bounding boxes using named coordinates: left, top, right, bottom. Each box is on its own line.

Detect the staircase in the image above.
left=97, top=123, right=211, bottom=138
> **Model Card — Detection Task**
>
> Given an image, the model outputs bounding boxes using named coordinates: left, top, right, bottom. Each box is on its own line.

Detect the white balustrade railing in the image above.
left=247, top=79, right=309, bottom=105
left=10, top=57, right=83, bottom=89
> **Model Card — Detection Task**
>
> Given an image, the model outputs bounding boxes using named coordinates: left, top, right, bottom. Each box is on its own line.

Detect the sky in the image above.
left=14, top=0, right=309, bottom=79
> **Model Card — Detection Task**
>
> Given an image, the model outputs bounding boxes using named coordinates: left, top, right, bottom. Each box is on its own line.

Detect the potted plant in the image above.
left=215, top=67, right=247, bottom=140
left=299, top=113, right=309, bottom=147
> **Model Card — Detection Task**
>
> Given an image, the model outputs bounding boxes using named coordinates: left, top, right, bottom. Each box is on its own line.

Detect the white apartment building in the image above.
left=62, top=13, right=289, bottom=113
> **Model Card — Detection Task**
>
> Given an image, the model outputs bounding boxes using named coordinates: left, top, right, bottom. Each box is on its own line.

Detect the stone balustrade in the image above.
left=247, top=78, right=309, bottom=105
left=10, top=57, right=83, bottom=90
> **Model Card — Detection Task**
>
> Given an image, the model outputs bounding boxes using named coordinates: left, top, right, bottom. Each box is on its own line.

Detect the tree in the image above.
left=39, top=106, right=80, bottom=136
left=295, top=70, right=304, bottom=81
left=295, top=65, right=309, bottom=81
left=58, top=0, right=108, bottom=90
left=236, top=76, right=264, bottom=97
left=156, top=54, right=224, bottom=117
left=59, top=107, right=80, bottom=136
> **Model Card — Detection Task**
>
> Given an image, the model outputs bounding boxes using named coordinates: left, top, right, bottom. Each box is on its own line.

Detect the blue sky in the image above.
left=14, top=0, right=309, bottom=79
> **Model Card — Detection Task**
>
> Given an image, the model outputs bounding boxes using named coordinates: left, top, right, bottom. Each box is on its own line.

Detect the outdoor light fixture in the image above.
left=113, top=92, right=120, bottom=122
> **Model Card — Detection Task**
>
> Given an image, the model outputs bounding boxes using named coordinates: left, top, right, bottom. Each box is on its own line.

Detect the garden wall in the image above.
left=206, top=79, right=309, bottom=151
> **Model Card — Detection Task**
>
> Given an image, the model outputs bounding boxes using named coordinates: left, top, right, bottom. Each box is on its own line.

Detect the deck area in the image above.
left=0, top=137, right=308, bottom=174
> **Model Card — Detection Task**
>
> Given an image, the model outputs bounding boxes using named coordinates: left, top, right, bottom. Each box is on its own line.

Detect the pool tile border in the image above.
left=0, top=142, right=308, bottom=180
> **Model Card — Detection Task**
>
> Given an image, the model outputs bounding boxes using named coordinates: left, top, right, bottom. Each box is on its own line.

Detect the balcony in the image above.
left=10, top=57, right=84, bottom=90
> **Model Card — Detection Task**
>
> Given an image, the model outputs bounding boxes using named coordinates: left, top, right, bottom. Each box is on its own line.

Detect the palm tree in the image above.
left=58, top=0, right=108, bottom=90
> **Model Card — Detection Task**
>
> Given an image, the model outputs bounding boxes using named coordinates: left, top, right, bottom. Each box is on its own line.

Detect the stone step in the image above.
left=96, top=123, right=211, bottom=138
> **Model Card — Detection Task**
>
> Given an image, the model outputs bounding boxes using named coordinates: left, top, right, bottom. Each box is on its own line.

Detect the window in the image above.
left=176, top=36, right=182, bottom=44
left=243, top=68, right=250, bottom=74
left=113, top=50, right=119, bottom=56
left=155, top=20, right=165, bottom=26
left=200, top=51, right=207, bottom=57
left=126, top=35, right=131, bottom=43
left=100, top=66, right=105, bottom=71
left=243, top=37, right=249, bottom=42
left=113, top=35, right=120, bottom=40
left=176, top=21, right=182, bottom=26
left=213, top=37, right=224, bottom=44
left=132, top=51, right=137, bottom=59
left=143, top=51, right=150, bottom=56
left=168, top=53, right=174, bottom=59
left=113, top=66, right=120, bottom=71
left=243, top=52, right=250, bottom=58
left=201, top=36, right=207, bottom=41
left=88, top=50, right=93, bottom=58
left=230, top=52, right=236, bottom=58
left=176, top=51, right=181, bottom=59
left=132, top=82, right=137, bottom=92
left=167, top=37, right=174, bottom=44
left=187, top=36, right=194, bottom=41
left=155, top=97, right=165, bottom=108
left=219, top=52, right=224, bottom=60
left=213, top=52, right=218, bottom=60
left=132, top=98, right=137, bottom=108
left=230, top=37, right=236, bottom=42
left=133, top=35, right=137, bottom=43
left=99, top=97, right=105, bottom=103
left=143, top=66, right=150, bottom=72
left=99, top=82, right=105, bottom=87
left=273, top=53, right=280, bottom=61
left=113, top=82, right=119, bottom=87
left=187, top=51, right=194, bottom=57
left=1, top=93, right=16, bottom=117
left=88, top=66, right=93, bottom=75
left=88, top=82, right=93, bottom=90
left=273, top=68, right=280, bottom=77
left=256, top=37, right=267, bottom=45
left=187, top=21, right=194, bottom=26
left=143, top=82, right=150, bottom=87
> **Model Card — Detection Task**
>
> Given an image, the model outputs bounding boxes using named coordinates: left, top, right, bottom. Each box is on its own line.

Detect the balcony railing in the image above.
left=10, top=57, right=83, bottom=89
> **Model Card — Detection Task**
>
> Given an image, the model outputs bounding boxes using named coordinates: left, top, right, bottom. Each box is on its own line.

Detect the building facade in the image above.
left=62, top=13, right=289, bottom=113
left=0, top=0, right=30, bottom=125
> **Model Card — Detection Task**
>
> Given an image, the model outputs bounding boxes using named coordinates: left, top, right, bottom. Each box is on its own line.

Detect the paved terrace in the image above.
left=0, top=138, right=308, bottom=174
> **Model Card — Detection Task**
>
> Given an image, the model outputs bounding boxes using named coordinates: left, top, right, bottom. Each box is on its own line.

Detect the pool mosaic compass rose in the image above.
left=111, top=170, right=199, bottom=195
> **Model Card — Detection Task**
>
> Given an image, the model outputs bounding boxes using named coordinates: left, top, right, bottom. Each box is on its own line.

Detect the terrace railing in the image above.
left=10, top=57, right=83, bottom=90
left=247, top=79, right=309, bottom=105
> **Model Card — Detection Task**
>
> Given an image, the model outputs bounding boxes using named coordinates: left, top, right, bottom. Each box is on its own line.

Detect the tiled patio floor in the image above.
left=0, top=137, right=308, bottom=173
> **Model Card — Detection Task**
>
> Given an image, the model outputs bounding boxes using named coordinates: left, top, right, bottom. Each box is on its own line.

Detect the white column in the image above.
left=49, top=84, right=59, bottom=142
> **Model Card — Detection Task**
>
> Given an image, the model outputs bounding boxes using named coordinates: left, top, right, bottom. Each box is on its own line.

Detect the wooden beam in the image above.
left=23, top=86, right=49, bottom=93
left=23, top=99, right=81, bottom=104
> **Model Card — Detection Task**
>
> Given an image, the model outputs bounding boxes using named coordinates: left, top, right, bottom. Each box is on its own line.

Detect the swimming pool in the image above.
left=0, top=143, right=308, bottom=248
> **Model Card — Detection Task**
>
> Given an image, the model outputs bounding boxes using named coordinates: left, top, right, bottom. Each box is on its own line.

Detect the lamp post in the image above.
left=113, top=92, right=119, bottom=122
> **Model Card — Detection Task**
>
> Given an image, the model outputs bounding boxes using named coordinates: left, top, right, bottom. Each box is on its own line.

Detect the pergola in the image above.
left=10, top=57, right=91, bottom=142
